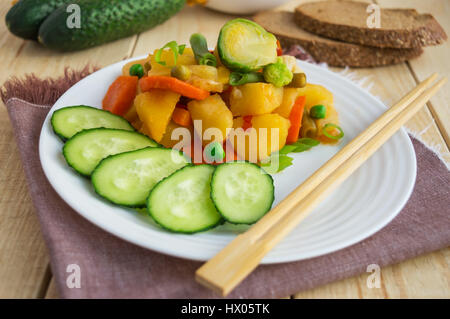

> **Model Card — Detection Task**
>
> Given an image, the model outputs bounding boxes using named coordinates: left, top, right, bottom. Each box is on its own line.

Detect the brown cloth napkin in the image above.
left=2, top=72, right=450, bottom=299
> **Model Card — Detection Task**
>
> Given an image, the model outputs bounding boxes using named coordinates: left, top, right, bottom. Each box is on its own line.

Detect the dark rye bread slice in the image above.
left=253, top=11, right=423, bottom=68
left=294, top=0, right=447, bottom=49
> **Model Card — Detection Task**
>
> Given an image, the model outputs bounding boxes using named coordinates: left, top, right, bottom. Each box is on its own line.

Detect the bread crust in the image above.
left=294, top=0, right=447, bottom=49
left=253, top=11, right=423, bottom=68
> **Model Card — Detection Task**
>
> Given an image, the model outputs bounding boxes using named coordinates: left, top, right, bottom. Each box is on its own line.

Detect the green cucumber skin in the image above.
left=92, top=147, right=190, bottom=208
left=147, top=164, right=223, bottom=234
left=6, top=0, right=74, bottom=40
left=38, top=0, right=186, bottom=52
left=51, top=105, right=136, bottom=142
left=62, top=128, right=158, bottom=177
left=210, top=161, right=275, bottom=225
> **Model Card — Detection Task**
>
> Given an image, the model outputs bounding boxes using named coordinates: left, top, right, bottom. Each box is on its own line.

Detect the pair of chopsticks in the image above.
left=195, top=73, right=447, bottom=296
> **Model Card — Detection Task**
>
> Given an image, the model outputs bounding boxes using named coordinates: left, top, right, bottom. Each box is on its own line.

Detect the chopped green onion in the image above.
left=310, top=104, right=326, bottom=119
left=322, top=123, right=344, bottom=140
left=155, top=41, right=186, bottom=67
left=229, top=72, right=265, bottom=86
left=190, top=33, right=217, bottom=67
left=204, top=141, right=225, bottom=163
left=129, top=64, right=144, bottom=78
left=199, top=53, right=217, bottom=66
left=178, top=44, right=186, bottom=55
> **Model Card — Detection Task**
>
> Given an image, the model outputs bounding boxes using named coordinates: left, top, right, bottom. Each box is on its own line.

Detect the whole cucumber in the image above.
left=38, top=0, right=186, bottom=52
left=6, top=0, right=74, bottom=40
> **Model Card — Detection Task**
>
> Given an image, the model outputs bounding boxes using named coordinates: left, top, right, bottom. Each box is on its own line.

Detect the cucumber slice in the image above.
left=63, top=128, right=157, bottom=176
left=92, top=147, right=190, bottom=207
left=211, top=162, right=274, bottom=224
left=217, top=18, right=278, bottom=72
left=147, top=165, right=222, bottom=233
left=51, top=105, right=134, bottom=140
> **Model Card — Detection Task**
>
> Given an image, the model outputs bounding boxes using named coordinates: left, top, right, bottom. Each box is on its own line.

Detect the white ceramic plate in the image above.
left=39, top=57, right=416, bottom=264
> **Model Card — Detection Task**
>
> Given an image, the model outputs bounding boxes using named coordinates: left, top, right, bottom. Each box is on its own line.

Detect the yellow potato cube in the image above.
left=159, top=120, right=194, bottom=149
left=217, top=66, right=231, bottom=84
left=186, top=65, right=224, bottom=92
left=188, top=65, right=218, bottom=80
left=274, top=88, right=302, bottom=118
left=148, top=48, right=196, bottom=77
left=229, top=113, right=290, bottom=162
left=135, top=90, right=180, bottom=142
left=187, top=94, right=233, bottom=146
left=297, top=83, right=334, bottom=111
left=229, top=83, right=283, bottom=116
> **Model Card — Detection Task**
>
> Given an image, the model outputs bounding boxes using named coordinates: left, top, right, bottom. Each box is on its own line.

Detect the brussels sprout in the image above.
left=263, top=58, right=293, bottom=87
left=217, top=18, right=277, bottom=72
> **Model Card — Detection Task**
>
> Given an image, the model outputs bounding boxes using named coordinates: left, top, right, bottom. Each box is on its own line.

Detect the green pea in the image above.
left=171, top=65, right=192, bottom=81
left=129, top=64, right=144, bottom=78
left=310, top=104, right=326, bottom=119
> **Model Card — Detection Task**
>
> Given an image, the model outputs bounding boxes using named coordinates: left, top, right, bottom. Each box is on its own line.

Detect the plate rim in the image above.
left=38, top=57, right=417, bottom=264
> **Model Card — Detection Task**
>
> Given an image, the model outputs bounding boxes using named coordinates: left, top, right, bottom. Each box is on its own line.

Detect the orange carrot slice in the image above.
left=286, top=95, right=306, bottom=144
left=102, top=76, right=138, bottom=116
left=172, top=107, right=192, bottom=127
left=140, top=76, right=210, bottom=100
left=242, top=115, right=253, bottom=131
left=276, top=40, right=283, bottom=56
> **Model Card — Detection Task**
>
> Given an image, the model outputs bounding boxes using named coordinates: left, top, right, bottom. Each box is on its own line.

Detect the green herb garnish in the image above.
left=261, top=138, right=320, bottom=173
left=261, top=154, right=294, bottom=174
left=155, top=41, right=186, bottom=67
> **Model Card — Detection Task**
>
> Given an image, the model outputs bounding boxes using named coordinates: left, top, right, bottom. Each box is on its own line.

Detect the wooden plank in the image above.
left=0, top=1, right=138, bottom=298
left=0, top=0, right=446, bottom=298
left=295, top=248, right=450, bottom=298
left=0, top=1, right=50, bottom=299
left=279, top=0, right=450, bottom=298
left=45, top=0, right=449, bottom=299
left=334, top=64, right=450, bottom=163
left=377, top=0, right=450, bottom=147
left=44, top=278, right=59, bottom=299
left=294, top=62, right=450, bottom=298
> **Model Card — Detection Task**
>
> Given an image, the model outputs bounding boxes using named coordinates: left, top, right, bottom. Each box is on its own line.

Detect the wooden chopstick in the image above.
left=196, top=75, right=446, bottom=296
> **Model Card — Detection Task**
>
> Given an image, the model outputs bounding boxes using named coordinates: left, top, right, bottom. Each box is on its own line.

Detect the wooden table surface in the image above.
left=0, top=0, right=448, bottom=299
